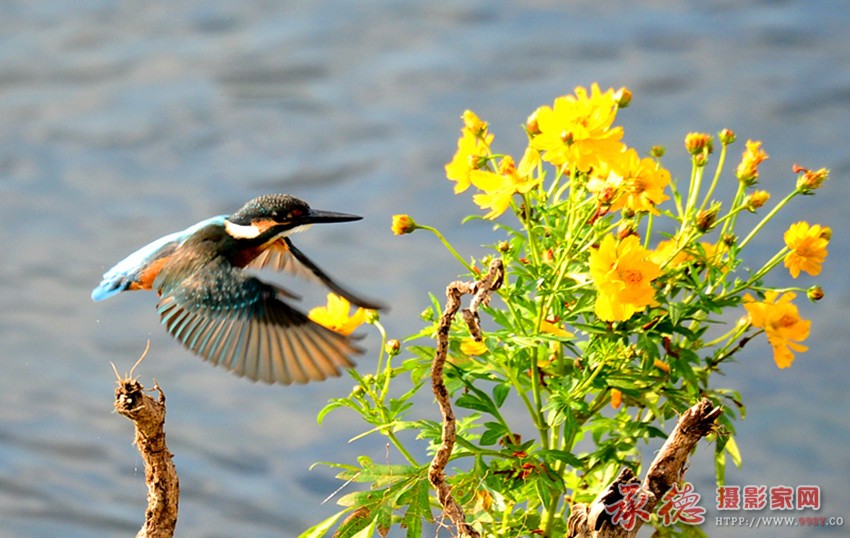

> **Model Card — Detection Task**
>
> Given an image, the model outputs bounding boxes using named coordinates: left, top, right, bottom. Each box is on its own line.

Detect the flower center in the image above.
left=775, top=314, right=798, bottom=329
left=620, top=269, right=643, bottom=285
left=626, top=177, right=646, bottom=195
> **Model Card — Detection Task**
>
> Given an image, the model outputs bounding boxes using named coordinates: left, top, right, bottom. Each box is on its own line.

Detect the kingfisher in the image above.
left=92, top=194, right=383, bottom=385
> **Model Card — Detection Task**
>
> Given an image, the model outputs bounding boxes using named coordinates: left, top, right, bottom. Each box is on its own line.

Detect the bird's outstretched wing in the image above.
left=247, top=237, right=385, bottom=311
left=156, top=258, right=360, bottom=385
left=92, top=215, right=228, bottom=301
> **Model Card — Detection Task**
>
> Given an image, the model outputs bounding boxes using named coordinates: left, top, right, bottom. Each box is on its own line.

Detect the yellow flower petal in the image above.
left=590, top=235, right=662, bottom=322
left=783, top=221, right=829, bottom=278
left=539, top=319, right=574, bottom=338
left=530, top=83, right=626, bottom=172
left=460, top=338, right=488, bottom=356
left=743, top=291, right=810, bottom=368
left=308, top=293, right=368, bottom=335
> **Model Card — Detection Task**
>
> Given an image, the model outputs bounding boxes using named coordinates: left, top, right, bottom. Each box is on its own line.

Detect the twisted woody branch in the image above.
left=430, top=259, right=504, bottom=538
left=113, top=349, right=180, bottom=538
left=568, top=398, right=722, bottom=538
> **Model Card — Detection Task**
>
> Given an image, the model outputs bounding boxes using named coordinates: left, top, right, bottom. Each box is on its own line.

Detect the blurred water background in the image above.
left=1, top=1, right=848, bottom=536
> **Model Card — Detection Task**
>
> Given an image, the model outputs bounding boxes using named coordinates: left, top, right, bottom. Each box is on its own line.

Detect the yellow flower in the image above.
left=783, top=221, right=829, bottom=278
left=308, top=293, right=368, bottom=336
left=445, top=121, right=494, bottom=194
left=471, top=154, right=541, bottom=219
left=650, top=239, right=691, bottom=268
left=606, top=148, right=671, bottom=215
left=391, top=214, right=417, bottom=235
left=736, top=140, right=768, bottom=186
left=699, top=241, right=729, bottom=272
left=460, top=338, right=488, bottom=356
left=743, top=291, right=811, bottom=368
left=589, top=235, right=662, bottom=321
left=530, top=83, right=626, bottom=172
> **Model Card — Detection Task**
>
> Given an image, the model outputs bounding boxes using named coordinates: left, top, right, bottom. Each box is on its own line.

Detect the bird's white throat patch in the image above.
left=224, top=220, right=263, bottom=239
left=224, top=220, right=313, bottom=240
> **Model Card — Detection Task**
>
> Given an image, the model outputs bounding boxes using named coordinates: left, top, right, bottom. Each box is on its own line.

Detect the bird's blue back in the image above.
left=91, top=215, right=228, bottom=301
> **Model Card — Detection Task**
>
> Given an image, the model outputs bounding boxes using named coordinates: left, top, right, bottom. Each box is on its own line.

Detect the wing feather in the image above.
left=247, top=238, right=385, bottom=311
left=156, top=257, right=359, bottom=384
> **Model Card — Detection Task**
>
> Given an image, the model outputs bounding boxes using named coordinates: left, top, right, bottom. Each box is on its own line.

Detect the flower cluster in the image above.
left=308, top=84, right=832, bottom=538
left=435, top=84, right=830, bottom=369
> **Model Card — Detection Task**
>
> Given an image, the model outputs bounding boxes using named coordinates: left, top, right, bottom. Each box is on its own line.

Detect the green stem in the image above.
left=373, top=321, right=387, bottom=389
left=350, top=352, right=419, bottom=466
left=419, top=224, right=473, bottom=272
left=720, top=181, right=747, bottom=240
left=530, top=347, right=549, bottom=450
left=387, top=432, right=419, bottom=466
left=716, top=248, right=788, bottom=301
left=738, top=190, right=798, bottom=250
left=643, top=212, right=654, bottom=249
left=698, top=143, right=728, bottom=215
left=522, top=192, right=542, bottom=266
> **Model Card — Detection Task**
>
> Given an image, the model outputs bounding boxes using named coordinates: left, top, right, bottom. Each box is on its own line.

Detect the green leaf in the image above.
left=492, top=383, right=510, bottom=408
left=334, top=508, right=376, bottom=538
left=298, top=509, right=351, bottom=538
left=540, top=449, right=582, bottom=468
left=725, top=435, right=743, bottom=468
left=456, top=392, right=495, bottom=414
left=481, top=421, right=509, bottom=446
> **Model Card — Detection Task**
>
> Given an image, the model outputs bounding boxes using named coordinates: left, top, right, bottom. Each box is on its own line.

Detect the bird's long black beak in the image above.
left=305, top=209, right=362, bottom=224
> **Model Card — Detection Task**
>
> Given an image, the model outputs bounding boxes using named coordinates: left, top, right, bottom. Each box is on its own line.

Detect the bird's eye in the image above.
left=290, top=209, right=304, bottom=218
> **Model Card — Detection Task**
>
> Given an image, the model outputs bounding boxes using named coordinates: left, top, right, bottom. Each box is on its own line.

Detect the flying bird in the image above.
left=92, top=194, right=382, bottom=385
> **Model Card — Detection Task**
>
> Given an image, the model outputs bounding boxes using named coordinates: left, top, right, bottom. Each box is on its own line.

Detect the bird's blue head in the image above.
left=224, top=194, right=361, bottom=240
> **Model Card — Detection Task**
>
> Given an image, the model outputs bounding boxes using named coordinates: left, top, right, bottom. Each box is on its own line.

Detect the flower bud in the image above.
left=385, top=339, right=401, bottom=356
left=462, top=110, right=488, bottom=137
left=744, top=190, right=770, bottom=212
left=684, top=132, right=714, bottom=155
left=365, top=309, right=380, bottom=324
left=696, top=205, right=720, bottom=233
left=498, top=155, right=516, bottom=176
left=497, top=240, right=510, bottom=253
left=610, top=388, right=623, bottom=409
left=420, top=306, right=435, bottom=321
left=694, top=153, right=709, bottom=168
left=818, top=226, right=832, bottom=241
left=650, top=145, right=666, bottom=158
left=718, top=128, right=736, bottom=145
left=795, top=165, right=829, bottom=194
left=614, top=86, right=633, bottom=108
left=722, top=233, right=737, bottom=247
left=807, top=285, right=824, bottom=302
left=617, top=222, right=637, bottom=240
left=736, top=140, right=768, bottom=186
left=653, top=359, right=671, bottom=373
left=526, top=109, right=541, bottom=136
left=391, top=214, right=417, bottom=235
